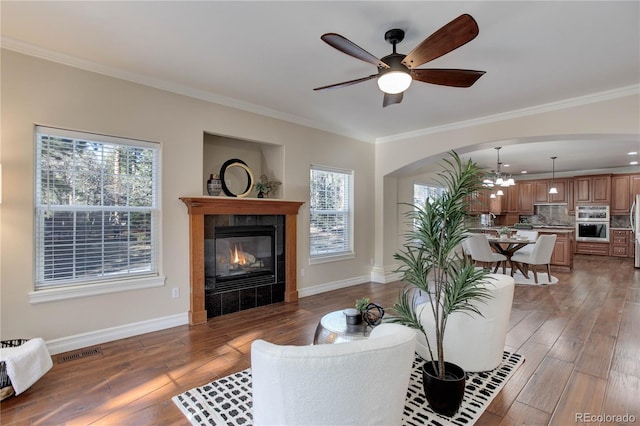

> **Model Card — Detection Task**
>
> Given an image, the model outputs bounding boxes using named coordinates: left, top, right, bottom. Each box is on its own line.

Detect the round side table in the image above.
left=313, top=310, right=372, bottom=344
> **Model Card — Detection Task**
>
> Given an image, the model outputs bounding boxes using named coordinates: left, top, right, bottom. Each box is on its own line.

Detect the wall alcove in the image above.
left=203, top=133, right=284, bottom=198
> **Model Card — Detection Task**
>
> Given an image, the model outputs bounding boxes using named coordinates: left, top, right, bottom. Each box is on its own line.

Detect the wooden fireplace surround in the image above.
left=180, top=197, right=304, bottom=325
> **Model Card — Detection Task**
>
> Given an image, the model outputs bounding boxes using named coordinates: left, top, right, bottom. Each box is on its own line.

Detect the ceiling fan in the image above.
left=313, top=14, right=486, bottom=107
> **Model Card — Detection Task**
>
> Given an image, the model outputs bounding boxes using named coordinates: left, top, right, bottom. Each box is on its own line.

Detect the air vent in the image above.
left=56, top=347, right=103, bottom=364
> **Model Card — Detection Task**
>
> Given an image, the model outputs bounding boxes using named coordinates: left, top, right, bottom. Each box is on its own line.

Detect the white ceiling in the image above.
left=1, top=1, right=639, bottom=176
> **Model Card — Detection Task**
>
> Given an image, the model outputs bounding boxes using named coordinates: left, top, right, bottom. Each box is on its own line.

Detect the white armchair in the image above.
left=466, top=234, right=507, bottom=273
left=511, top=234, right=557, bottom=283
left=414, top=273, right=515, bottom=372
left=251, top=323, right=416, bottom=426
left=514, top=230, right=539, bottom=257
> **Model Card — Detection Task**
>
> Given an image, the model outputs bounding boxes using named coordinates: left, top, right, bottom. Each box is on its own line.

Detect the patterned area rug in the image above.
left=172, top=351, right=524, bottom=426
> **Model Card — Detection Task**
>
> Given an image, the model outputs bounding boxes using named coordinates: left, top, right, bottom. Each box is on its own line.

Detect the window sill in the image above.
left=309, top=252, right=356, bottom=265
left=29, top=275, right=166, bottom=304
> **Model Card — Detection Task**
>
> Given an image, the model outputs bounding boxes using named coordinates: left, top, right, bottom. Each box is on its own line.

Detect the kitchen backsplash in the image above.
left=521, top=204, right=574, bottom=226
left=611, top=215, right=631, bottom=228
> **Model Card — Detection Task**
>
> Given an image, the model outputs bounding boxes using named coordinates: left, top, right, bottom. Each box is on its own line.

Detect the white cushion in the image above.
left=251, top=323, right=416, bottom=426
left=414, top=273, right=515, bottom=372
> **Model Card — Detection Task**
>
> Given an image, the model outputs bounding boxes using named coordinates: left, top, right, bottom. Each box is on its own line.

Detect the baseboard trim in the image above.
left=298, top=275, right=370, bottom=298
left=370, top=264, right=403, bottom=283
left=45, top=312, right=189, bottom=355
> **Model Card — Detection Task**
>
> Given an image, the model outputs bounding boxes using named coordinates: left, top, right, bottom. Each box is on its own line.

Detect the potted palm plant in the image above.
left=389, top=151, right=494, bottom=416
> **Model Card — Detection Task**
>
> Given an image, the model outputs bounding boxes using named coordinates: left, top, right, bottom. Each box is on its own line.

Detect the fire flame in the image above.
left=231, top=244, right=248, bottom=265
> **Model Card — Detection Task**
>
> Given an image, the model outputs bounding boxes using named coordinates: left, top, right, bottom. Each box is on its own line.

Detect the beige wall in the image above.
left=0, top=49, right=375, bottom=346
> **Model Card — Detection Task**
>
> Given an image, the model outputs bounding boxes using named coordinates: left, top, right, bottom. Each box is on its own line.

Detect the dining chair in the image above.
left=515, top=230, right=538, bottom=256
left=466, top=234, right=507, bottom=273
left=510, top=234, right=557, bottom=283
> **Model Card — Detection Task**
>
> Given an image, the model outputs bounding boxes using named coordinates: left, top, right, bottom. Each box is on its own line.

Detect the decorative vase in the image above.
left=257, top=191, right=265, bottom=198
left=343, top=308, right=362, bottom=325
left=422, top=361, right=466, bottom=417
left=207, top=174, right=222, bottom=196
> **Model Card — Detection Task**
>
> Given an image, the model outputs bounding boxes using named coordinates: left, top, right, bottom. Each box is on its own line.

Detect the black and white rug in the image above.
left=172, top=351, right=524, bottom=426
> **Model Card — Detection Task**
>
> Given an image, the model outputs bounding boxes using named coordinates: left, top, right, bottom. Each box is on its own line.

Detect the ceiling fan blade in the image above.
left=383, top=92, right=403, bottom=107
left=321, top=33, right=390, bottom=69
left=313, top=74, right=378, bottom=91
left=402, top=14, right=480, bottom=69
left=411, top=69, right=485, bottom=87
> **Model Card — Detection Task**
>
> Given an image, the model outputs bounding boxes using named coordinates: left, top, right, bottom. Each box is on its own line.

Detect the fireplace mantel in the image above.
left=180, top=197, right=304, bottom=325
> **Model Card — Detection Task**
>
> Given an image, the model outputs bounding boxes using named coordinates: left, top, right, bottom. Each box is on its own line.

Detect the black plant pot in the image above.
left=422, top=361, right=466, bottom=417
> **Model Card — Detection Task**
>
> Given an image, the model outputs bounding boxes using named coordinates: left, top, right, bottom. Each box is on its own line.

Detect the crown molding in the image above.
left=376, top=85, right=640, bottom=144
left=3, top=37, right=636, bottom=146
left=0, top=36, right=369, bottom=142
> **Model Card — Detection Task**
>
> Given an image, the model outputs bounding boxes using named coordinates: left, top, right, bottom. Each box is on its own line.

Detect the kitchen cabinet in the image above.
left=506, top=184, right=519, bottom=212
left=631, top=174, right=640, bottom=199
left=468, top=188, right=491, bottom=213
left=610, top=229, right=631, bottom=257
left=549, top=179, right=569, bottom=204
left=576, top=241, right=610, bottom=256
left=537, top=231, right=573, bottom=268
left=567, top=179, right=575, bottom=215
left=489, top=195, right=503, bottom=214
left=531, top=178, right=569, bottom=204
left=534, top=180, right=549, bottom=203
left=518, top=181, right=534, bottom=214
left=574, top=175, right=611, bottom=204
left=611, top=175, right=630, bottom=215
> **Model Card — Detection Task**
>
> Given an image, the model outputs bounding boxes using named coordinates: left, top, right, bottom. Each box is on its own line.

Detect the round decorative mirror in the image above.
left=220, top=159, right=254, bottom=198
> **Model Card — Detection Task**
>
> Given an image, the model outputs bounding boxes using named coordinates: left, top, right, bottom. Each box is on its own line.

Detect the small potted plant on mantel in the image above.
left=389, top=151, right=493, bottom=417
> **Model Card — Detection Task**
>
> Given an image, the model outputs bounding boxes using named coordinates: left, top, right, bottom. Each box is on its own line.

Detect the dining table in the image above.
left=486, top=236, right=536, bottom=276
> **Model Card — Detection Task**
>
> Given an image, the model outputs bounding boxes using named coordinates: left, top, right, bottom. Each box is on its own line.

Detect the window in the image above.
left=413, top=182, right=446, bottom=208
left=34, top=126, right=161, bottom=297
left=309, top=165, right=354, bottom=263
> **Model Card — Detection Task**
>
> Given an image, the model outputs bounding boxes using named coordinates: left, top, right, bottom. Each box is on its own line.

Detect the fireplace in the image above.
left=180, top=197, right=304, bottom=325
left=204, top=216, right=285, bottom=317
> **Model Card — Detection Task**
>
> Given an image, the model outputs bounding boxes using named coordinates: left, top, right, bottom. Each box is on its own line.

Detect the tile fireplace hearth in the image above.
left=180, top=197, right=304, bottom=325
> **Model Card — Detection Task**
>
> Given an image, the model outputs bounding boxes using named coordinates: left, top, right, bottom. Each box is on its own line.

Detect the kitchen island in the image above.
left=468, top=226, right=574, bottom=269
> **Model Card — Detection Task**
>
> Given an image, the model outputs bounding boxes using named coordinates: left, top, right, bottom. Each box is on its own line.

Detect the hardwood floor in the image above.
left=2, top=255, right=639, bottom=425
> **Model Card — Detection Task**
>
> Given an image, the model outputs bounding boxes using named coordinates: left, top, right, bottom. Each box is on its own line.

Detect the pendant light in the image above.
left=548, top=156, right=558, bottom=194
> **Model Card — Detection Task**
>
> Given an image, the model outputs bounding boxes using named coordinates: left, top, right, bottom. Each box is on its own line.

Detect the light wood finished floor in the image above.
left=2, top=255, right=639, bottom=425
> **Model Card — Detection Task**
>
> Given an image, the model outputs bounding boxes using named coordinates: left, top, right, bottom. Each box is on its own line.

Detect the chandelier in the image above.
left=482, top=147, right=515, bottom=197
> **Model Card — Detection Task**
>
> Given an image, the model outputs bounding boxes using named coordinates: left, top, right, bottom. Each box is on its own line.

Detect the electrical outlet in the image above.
left=171, top=288, right=179, bottom=298
left=300, top=268, right=305, bottom=277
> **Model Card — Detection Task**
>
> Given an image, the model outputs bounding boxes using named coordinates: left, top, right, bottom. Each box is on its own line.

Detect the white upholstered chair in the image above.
left=251, top=323, right=416, bottom=426
left=510, top=234, right=557, bottom=283
left=466, top=234, right=507, bottom=273
left=414, top=273, right=515, bottom=372
left=514, top=230, right=538, bottom=257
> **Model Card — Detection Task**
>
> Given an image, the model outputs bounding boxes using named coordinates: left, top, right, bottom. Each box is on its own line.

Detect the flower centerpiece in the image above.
left=498, top=226, right=511, bottom=240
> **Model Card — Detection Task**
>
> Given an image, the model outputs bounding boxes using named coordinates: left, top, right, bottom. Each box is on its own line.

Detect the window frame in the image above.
left=309, top=164, right=355, bottom=265
left=30, top=126, right=165, bottom=303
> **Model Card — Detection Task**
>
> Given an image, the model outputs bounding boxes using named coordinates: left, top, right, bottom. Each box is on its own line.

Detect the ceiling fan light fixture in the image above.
left=377, top=70, right=412, bottom=94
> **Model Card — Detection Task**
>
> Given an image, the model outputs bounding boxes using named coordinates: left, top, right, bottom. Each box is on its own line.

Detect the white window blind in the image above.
left=413, top=182, right=446, bottom=207
left=309, top=165, right=354, bottom=260
left=34, top=126, right=160, bottom=290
